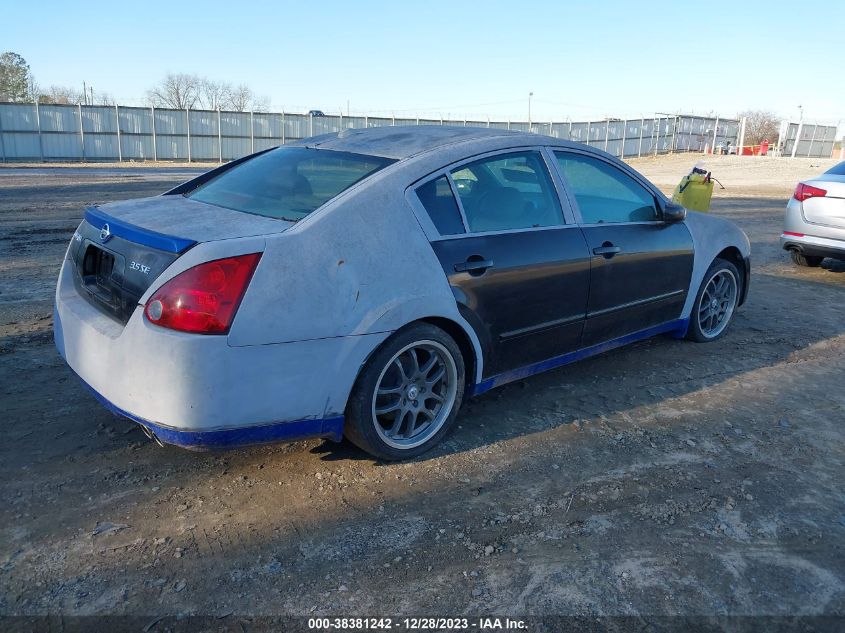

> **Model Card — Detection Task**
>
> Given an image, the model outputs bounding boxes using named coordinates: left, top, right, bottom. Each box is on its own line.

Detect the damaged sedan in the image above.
left=55, top=126, right=750, bottom=460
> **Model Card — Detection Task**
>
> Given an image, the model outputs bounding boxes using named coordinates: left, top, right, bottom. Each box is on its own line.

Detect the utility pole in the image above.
left=528, top=91, right=533, bottom=129
left=83, top=81, right=87, bottom=105
left=792, top=106, right=803, bottom=158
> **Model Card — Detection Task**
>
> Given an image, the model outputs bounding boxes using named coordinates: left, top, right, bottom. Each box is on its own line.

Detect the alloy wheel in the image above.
left=371, top=340, right=458, bottom=450
left=697, top=269, right=738, bottom=339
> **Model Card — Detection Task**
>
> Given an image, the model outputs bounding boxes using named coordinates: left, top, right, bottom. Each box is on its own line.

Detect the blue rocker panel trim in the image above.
left=471, top=318, right=689, bottom=396
left=84, top=206, right=196, bottom=254
left=78, top=376, right=345, bottom=449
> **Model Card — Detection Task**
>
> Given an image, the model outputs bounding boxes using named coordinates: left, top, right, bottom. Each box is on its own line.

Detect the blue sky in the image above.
left=4, top=0, right=843, bottom=125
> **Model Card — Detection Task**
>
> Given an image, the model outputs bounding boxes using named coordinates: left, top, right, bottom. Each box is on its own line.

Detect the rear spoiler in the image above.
left=84, top=206, right=196, bottom=254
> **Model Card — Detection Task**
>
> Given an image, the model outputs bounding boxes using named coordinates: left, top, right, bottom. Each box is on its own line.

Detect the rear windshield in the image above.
left=188, top=147, right=395, bottom=221
left=824, top=161, right=845, bottom=176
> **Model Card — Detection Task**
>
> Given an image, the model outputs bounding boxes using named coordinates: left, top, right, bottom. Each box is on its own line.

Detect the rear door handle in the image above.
left=592, top=244, right=622, bottom=258
left=454, top=258, right=493, bottom=274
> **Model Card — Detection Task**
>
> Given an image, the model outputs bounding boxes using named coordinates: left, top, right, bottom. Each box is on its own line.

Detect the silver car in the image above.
left=782, top=161, right=845, bottom=266
left=54, top=126, right=750, bottom=460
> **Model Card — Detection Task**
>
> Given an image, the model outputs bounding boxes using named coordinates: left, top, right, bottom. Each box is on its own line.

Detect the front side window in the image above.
left=449, top=151, right=564, bottom=232
left=188, top=147, right=395, bottom=221
left=554, top=152, right=658, bottom=224
left=415, top=176, right=466, bottom=235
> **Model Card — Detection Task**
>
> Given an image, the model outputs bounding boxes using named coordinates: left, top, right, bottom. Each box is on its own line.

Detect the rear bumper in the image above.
left=78, top=374, right=343, bottom=449
left=783, top=197, right=845, bottom=260
left=781, top=233, right=845, bottom=261
left=54, top=259, right=387, bottom=449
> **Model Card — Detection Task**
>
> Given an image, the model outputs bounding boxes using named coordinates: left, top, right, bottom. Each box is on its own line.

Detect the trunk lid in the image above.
left=70, top=194, right=293, bottom=324
left=803, top=175, right=845, bottom=229
left=96, top=194, right=294, bottom=243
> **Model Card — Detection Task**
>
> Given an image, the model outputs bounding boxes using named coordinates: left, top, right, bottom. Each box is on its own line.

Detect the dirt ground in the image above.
left=1, top=155, right=844, bottom=630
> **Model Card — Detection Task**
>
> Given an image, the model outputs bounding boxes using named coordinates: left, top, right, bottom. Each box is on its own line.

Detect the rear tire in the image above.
left=686, top=258, right=740, bottom=342
left=345, top=323, right=465, bottom=461
left=790, top=250, right=824, bottom=267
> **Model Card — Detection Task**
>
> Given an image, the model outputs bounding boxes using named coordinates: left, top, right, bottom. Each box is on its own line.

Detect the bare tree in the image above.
left=226, top=84, right=253, bottom=112
left=0, top=51, right=35, bottom=102
left=198, top=78, right=232, bottom=110
left=147, top=73, right=268, bottom=112
left=739, top=110, right=781, bottom=145
left=226, top=84, right=269, bottom=112
left=38, top=85, right=84, bottom=105
left=250, top=94, right=271, bottom=113
left=95, top=91, right=116, bottom=106
left=146, top=73, right=202, bottom=109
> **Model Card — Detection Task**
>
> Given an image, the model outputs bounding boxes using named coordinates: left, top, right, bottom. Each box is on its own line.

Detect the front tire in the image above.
left=686, top=258, right=740, bottom=342
left=345, top=323, right=465, bottom=461
left=790, top=250, right=824, bottom=267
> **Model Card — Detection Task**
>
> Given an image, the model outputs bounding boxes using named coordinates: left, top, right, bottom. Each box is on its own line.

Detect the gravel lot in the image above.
left=1, top=156, right=843, bottom=629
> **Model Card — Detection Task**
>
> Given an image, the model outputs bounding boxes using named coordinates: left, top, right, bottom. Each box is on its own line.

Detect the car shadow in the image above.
left=820, top=259, right=845, bottom=272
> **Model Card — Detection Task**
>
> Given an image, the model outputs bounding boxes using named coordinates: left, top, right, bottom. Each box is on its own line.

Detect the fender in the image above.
left=681, top=211, right=751, bottom=321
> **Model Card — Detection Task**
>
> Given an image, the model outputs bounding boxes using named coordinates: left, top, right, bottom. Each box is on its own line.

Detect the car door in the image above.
left=411, top=150, right=591, bottom=378
left=552, top=150, right=694, bottom=347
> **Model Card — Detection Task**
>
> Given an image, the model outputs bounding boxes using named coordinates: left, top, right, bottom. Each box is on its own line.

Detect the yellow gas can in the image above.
left=672, top=171, right=714, bottom=212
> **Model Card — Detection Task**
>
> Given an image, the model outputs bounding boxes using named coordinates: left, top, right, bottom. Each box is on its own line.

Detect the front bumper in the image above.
left=54, top=259, right=385, bottom=449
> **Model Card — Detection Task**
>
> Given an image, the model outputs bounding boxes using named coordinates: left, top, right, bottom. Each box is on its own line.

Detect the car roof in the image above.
left=287, top=124, right=665, bottom=200
left=296, top=125, right=539, bottom=160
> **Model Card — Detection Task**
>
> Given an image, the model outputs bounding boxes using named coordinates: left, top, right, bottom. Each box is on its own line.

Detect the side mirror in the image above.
left=662, top=201, right=687, bottom=223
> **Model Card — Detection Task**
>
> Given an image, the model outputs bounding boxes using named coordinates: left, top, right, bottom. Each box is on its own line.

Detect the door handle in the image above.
left=592, top=243, right=622, bottom=258
left=454, top=257, right=493, bottom=274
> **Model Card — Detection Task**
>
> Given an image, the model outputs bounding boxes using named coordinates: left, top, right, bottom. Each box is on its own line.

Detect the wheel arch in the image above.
left=418, top=316, right=480, bottom=389
left=346, top=315, right=484, bottom=414
left=715, top=246, right=749, bottom=306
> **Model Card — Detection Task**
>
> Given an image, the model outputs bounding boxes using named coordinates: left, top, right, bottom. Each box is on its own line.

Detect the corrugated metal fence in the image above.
left=0, top=102, right=740, bottom=162
left=779, top=122, right=838, bottom=158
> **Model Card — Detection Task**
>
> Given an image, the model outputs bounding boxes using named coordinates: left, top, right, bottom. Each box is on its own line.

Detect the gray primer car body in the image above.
left=54, top=126, right=750, bottom=449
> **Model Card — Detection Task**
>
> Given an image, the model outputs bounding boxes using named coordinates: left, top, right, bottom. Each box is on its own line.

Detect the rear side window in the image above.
left=824, top=161, right=845, bottom=175
left=449, top=151, right=564, bottom=232
left=554, top=152, right=658, bottom=224
left=188, top=147, right=395, bottom=221
left=415, top=176, right=466, bottom=235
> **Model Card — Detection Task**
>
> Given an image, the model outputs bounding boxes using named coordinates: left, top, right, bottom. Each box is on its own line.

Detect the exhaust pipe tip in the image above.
left=139, top=424, right=165, bottom=448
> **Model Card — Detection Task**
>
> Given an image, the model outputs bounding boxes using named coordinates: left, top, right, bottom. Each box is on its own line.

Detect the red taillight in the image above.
left=144, top=253, right=261, bottom=334
left=783, top=231, right=805, bottom=237
left=793, top=182, right=827, bottom=202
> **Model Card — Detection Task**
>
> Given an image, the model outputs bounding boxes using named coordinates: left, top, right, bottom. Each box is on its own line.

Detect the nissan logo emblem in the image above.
left=99, top=223, right=112, bottom=243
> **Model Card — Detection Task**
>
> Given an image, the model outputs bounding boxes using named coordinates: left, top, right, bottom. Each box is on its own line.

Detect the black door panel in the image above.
left=581, top=223, right=694, bottom=346
left=551, top=150, right=695, bottom=347
left=432, top=227, right=591, bottom=377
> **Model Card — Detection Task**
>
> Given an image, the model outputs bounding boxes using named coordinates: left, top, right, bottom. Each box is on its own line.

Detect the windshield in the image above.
left=188, top=147, right=395, bottom=221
